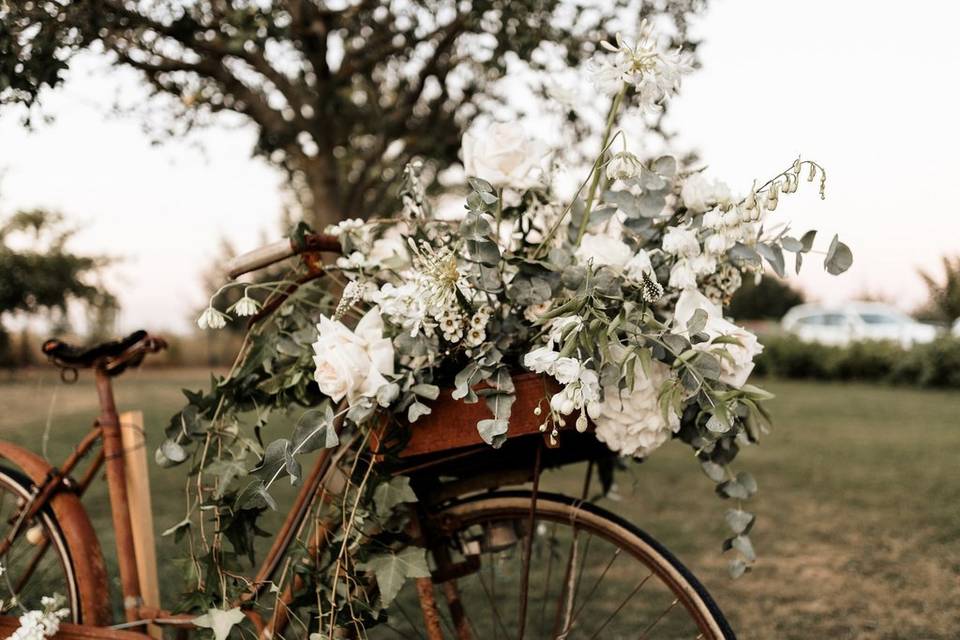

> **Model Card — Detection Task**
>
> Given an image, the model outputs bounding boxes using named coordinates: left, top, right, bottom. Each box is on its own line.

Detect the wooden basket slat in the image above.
left=383, top=373, right=559, bottom=458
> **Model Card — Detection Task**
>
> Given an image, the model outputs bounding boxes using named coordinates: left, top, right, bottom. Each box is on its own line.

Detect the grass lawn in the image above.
left=1, top=367, right=958, bottom=639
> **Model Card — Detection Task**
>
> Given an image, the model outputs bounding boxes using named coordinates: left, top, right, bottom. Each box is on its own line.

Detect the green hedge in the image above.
left=754, top=335, right=960, bottom=389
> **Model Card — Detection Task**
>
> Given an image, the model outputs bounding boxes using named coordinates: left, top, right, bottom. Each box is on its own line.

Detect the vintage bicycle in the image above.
left=0, top=234, right=736, bottom=639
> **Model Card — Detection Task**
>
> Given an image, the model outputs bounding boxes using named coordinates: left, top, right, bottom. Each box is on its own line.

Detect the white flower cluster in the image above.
left=522, top=316, right=602, bottom=433
left=593, top=358, right=679, bottom=458
left=9, top=596, right=69, bottom=640
left=589, top=24, right=694, bottom=111
left=661, top=226, right=718, bottom=290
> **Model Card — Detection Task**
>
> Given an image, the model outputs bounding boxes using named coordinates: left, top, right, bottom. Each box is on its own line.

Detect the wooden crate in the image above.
left=378, top=373, right=560, bottom=458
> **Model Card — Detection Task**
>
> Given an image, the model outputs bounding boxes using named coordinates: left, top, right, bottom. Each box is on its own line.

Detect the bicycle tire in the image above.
left=0, top=466, right=82, bottom=624
left=379, top=490, right=736, bottom=639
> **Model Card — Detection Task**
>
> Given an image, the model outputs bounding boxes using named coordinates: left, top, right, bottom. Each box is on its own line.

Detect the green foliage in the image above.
left=0, top=1, right=707, bottom=225
left=728, top=276, right=805, bottom=321
left=0, top=209, right=115, bottom=338
left=915, top=255, right=960, bottom=323
left=754, top=334, right=960, bottom=389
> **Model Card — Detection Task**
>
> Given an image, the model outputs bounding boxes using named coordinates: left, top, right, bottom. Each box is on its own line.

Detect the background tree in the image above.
left=915, top=255, right=960, bottom=323
left=0, top=209, right=116, bottom=366
left=1, top=0, right=706, bottom=228
left=728, top=275, right=805, bottom=321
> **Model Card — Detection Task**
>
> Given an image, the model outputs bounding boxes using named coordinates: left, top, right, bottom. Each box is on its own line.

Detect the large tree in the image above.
left=0, top=209, right=116, bottom=364
left=1, top=0, right=705, bottom=227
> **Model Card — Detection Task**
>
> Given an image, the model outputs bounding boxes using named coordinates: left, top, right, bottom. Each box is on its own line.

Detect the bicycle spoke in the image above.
left=637, top=598, right=680, bottom=639
left=537, top=521, right=558, bottom=637
left=551, top=525, right=581, bottom=638
left=568, top=546, right=622, bottom=628
left=586, top=571, right=654, bottom=640
left=474, top=559, right=512, bottom=639
left=393, top=597, right=428, bottom=640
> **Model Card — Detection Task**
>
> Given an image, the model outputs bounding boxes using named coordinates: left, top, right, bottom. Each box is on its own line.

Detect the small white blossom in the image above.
left=681, top=174, right=733, bottom=214
left=325, top=218, right=365, bottom=237
left=589, top=25, right=693, bottom=112
left=197, top=307, right=228, bottom=330
left=548, top=315, right=584, bottom=345
left=552, top=357, right=583, bottom=384
left=523, top=346, right=560, bottom=373
left=230, top=293, right=260, bottom=317
left=661, top=227, right=701, bottom=258
left=605, top=151, right=643, bottom=181
left=623, top=249, right=654, bottom=281
left=668, top=260, right=698, bottom=290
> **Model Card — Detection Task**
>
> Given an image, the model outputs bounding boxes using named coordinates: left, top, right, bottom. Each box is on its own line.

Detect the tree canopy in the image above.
left=1, top=0, right=706, bottom=226
left=0, top=209, right=115, bottom=335
left=916, top=255, right=960, bottom=323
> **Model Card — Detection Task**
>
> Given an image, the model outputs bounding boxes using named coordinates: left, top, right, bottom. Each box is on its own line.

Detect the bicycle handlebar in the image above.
left=226, top=233, right=342, bottom=279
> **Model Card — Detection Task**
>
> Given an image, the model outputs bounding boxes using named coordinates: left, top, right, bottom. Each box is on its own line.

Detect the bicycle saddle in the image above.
left=42, top=330, right=162, bottom=372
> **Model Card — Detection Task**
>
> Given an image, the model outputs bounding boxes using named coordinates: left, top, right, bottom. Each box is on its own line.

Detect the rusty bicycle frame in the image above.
left=2, top=233, right=536, bottom=639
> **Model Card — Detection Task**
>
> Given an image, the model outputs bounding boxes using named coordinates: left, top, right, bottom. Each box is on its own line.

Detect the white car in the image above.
left=781, top=303, right=938, bottom=348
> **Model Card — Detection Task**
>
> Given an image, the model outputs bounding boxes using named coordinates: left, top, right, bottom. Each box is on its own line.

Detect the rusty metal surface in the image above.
left=0, top=441, right=111, bottom=626
left=94, top=369, right=142, bottom=624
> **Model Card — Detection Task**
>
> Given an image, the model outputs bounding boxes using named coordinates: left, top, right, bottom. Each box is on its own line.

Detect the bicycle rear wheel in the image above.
left=0, top=467, right=81, bottom=623
left=376, top=491, right=735, bottom=640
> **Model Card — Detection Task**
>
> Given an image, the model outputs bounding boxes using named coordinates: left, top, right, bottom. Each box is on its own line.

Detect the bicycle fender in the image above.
left=0, top=441, right=112, bottom=626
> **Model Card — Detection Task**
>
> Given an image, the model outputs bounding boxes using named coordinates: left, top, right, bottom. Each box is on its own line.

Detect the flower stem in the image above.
left=575, top=82, right=628, bottom=246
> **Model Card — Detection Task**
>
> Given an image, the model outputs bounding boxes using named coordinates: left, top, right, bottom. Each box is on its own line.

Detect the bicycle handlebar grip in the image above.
left=226, top=239, right=296, bottom=279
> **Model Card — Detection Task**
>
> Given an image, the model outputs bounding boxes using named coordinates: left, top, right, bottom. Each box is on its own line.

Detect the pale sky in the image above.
left=1, top=0, right=958, bottom=333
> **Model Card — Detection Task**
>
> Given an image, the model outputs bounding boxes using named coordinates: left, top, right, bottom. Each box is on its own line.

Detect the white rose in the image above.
left=593, top=360, right=679, bottom=458
left=312, top=307, right=395, bottom=404
left=575, top=233, right=634, bottom=270
left=668, top=260, right=698, bottom=290
left=552, top=357, right=583, bottom=384
left=661, top=227, right=701, bottom=258
left=673, top=289, right=763, bottom=388
left=523, top=346, right=559, bottom=373
left=462, top=122, right=544, bottom=188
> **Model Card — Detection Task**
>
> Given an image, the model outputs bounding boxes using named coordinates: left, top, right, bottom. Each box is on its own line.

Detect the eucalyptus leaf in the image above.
left=824, top=234, right=853, bottom=275
left=731, top=535, right=756, bottom=562
left=477, top=418, right=509, bottom=447
left=757, top=243, right=786, bottom=278
left=407, top=401, right=432, bottom=423
left=725, top=509, right=755, bottom=535
left=700, top=461, right=727, bottom=483
left=159, top=439, right=187, bottom=465
left=252, top=438, right=290, bottom=481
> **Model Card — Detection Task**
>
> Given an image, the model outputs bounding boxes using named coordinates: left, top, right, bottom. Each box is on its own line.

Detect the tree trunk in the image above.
left=298, top=154, right=346, bottom=230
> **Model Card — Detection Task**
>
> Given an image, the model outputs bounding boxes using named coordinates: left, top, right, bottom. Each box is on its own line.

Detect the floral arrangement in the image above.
left=169, top=21, right=851, bottom=636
